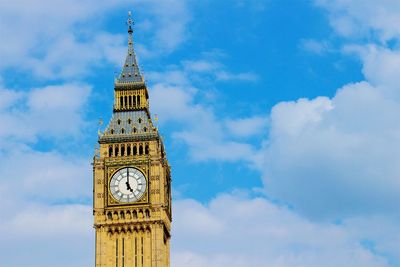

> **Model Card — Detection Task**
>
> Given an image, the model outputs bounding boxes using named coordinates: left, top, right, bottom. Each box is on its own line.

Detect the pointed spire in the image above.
left=116, top=11, right=143, bottom=84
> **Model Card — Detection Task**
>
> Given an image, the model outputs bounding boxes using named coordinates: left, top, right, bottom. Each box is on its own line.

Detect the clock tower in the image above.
left=93, top=12, right=172, bottom=267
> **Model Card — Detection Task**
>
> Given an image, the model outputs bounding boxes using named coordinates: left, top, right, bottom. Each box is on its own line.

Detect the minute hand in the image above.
left=126, top=168, right=131, bottom=190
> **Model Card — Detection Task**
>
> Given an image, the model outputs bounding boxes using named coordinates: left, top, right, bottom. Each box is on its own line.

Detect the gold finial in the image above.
left=127, top=11, right=134, bottom=33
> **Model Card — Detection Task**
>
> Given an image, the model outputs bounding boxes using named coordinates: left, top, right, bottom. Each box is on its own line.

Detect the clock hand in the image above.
left=126, top=168, right=131, bottom=190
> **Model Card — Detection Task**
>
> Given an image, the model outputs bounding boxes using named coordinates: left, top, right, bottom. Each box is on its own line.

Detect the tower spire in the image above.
left=116, top=11, right=143, bottom=84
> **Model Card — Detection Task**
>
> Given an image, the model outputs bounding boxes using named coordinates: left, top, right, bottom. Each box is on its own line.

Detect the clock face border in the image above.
left=106, top=165, right=149, bottom=206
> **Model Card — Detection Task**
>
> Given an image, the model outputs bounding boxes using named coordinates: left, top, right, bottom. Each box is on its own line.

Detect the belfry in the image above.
left=93, top=12, right=172, bottom=267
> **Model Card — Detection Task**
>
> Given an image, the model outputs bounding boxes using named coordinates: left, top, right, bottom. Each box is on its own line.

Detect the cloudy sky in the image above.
left=0, top=0, right=399, bottom=266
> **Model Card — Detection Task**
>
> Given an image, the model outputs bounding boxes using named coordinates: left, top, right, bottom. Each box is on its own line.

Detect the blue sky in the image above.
left=0, top=0, right=400, bottom=266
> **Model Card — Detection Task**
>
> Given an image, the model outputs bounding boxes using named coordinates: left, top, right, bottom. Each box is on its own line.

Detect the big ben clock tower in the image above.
left=93, top=12, right=172, bottom=267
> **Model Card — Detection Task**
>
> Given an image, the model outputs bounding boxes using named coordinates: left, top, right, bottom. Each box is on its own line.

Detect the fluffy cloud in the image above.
left=0, top=0, right=132, bottom=78
left=316, top=0, right=400, bottom=41
left=0, top=147, right=91, bottom=206
left=150, top=79, right=261, bottom=163
left=0, top=203, right=93, bottom=267
left=0, top=0, right=192, bottom=79
left=0, top=83, right=91, bottom=142
left=224, top=116, right=268, bottom=138
left=261, top=81, right=400, bottom=219
left=253, top=0, right=400, bottom=221
left=172, top=193, right=393, bottom=267
left=300, top=39, right=334, bottom=55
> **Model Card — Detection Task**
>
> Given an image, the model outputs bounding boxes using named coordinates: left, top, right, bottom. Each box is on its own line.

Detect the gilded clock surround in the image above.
left=107, top=165, right=149, bottom=206
left=93, top=12, right=172, bottom=267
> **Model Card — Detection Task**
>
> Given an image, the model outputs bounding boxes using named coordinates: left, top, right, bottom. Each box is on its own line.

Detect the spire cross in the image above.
left=127, top=11, right=134, bottom=33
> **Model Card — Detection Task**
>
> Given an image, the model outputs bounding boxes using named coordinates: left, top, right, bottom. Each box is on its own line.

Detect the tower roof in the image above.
left=115, top=12, right=143, bottom=84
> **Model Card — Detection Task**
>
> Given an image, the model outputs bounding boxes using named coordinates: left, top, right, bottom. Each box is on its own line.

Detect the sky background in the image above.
left=0, top=0, right=399, bottom=266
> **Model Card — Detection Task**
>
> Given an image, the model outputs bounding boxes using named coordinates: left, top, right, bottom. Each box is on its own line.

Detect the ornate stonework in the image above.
left=93, top=12, right=171, bottom=267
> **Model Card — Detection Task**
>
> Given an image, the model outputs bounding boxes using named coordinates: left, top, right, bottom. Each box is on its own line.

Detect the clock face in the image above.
left=110, top=167, right=147, bottom=203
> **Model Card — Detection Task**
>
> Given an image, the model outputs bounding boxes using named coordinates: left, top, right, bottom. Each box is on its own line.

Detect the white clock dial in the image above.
left=110, top=167, right=147, bottom=203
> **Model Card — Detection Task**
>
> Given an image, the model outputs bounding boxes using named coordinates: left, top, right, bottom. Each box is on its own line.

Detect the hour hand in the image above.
left=126, top=181, right=132, bottom=190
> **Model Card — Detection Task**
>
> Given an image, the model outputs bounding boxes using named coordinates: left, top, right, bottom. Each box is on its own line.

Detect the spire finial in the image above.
left=127, top=11, right=134, bottom=34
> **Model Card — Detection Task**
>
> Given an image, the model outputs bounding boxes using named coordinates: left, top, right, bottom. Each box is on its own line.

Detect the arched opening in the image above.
left=120, top=96, right=123, bottom=108
left=115, top=146, right=119, bottom=157
left=133, top=127, right=137, bottom=133
left=133, top=145, right=137, bottom=155
left=124, top=96, right=127, bottom=108
left=128, top=118, right=132, bottom=124
left=133, top=96, right=136, bottom=107
left=126, top=210, right=132, bottom=219
left=120, top=211, right=125, bottom=220
left=145, top=144, right=149, bottom=155
left=127, top=145, right=131, bottom=156
left=109, top=146, right=113, bottom=157
left=110, top=129, right=114, bottom=134
left=139, top=145, right=143, bottom=155
left=137, top=95, right=141, bottom=106
left=117, top=119, right=121, bottom=125
left=121, top=128, right=125, bottom=134
left=132, top=210, right=138, bottom=219
left=121, top=145, right=125, bottom=156
left=107, top=211, right=112, bottom=220
left=138, top=118, right=142, bottom=124
left=145, top=209, right=150, bottom=218
left=143, top=127, right=147, bottom=132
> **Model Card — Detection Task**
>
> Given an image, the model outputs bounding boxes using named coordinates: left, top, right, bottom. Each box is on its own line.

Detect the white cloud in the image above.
left=225, top=116, right=268, bottom=138
left=256, top=1, right=400, bottom=222
left=0, top=203, right=93, bottom=267
left=316, top=0, right=400, bottom=42
left=300, top=39, right=334, bottom=54
left=183, top=59, right=222, bottom=73
left=0, top=147, right=91, bottom=206
left=172, top=193, right=393, bottom=267
left=150, top=82, right=261, bottom=163
left=261, top=81, right=400, bottom=219
left=215, top=70, right=259, bottom=82
left=0, top=0, right=192, bottom=79
left=0, top=83, right=91, bottom=142
left=344, top=44, right=400, bottom=89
